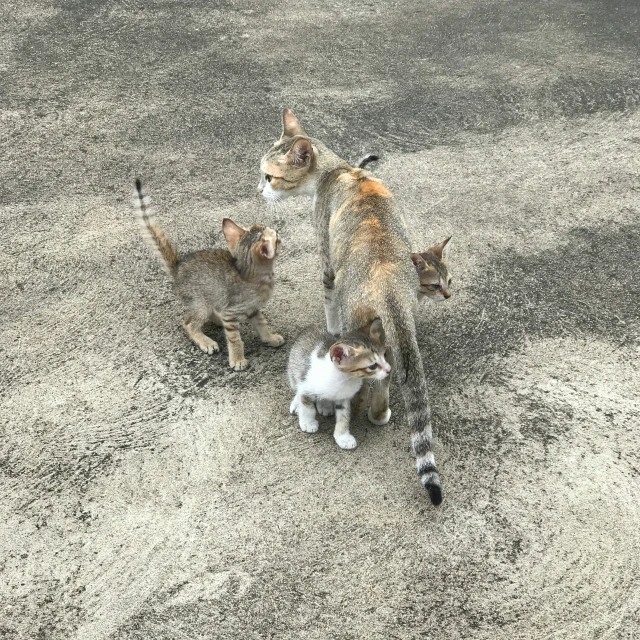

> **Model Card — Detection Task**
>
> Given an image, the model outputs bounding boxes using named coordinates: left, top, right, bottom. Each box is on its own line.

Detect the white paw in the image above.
left=230, top=357, right=248, bottom=371
left=198, top=338, right=220, bottom=354
left=368, top=407, right=391, bottom=425
left=289, top=398, right=298, bottom=415
left=299, top=418, right=319, bottom=434
left=265, top=334, right=285, bottom=347
left=334, top=433, right=357, bottom=450
left=316, top=399, right=335, bottom=416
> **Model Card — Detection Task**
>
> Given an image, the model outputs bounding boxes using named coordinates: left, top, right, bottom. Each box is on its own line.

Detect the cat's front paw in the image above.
left=299, top=417, right=319, bottom=434
left=316, top=399, right=335, bottom=416
left=198, top=337, right=220, bottom=354
left=265, top=334, right=285, bottom=347
left=368, top=407, right=391, bottom=425
left=334, top=433, right=357, bottom=450
left=230, top=357, right=248, bottom=371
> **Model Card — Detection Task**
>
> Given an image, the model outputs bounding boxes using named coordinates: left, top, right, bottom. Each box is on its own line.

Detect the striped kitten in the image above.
left=132, top=180, right=284, bottom=371
left=259, top=110, right=444, bottom=504
left=412, top=237, right=452, bottom=302
left=288, top=321, right=390, bottom=450
left=356, top=156, right=453, bottom=303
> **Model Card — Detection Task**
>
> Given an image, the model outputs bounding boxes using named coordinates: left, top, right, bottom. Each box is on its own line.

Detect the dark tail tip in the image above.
left=427, top=484, right=443, bottom=506
left=135, top=178, right=143, bottom=195
left=357, top=154, right=380, bottom=169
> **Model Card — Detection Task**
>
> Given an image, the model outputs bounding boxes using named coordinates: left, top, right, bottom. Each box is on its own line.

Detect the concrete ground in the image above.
left=1, top=1, right=639, bottom=638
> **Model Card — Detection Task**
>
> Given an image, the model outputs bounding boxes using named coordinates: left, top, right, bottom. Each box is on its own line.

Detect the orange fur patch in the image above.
left=370, top=261, right=398, bottom=280
left=329, top=202, right=349, bottom=229
left=351, top=222, right=385, bottom=253
left=337, top=170, right=358, bottom=183
left=358, top=179, right=392, bottom=198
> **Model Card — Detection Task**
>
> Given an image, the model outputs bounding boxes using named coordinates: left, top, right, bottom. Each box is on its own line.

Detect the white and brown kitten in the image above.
left=132, top=180, right=284, bottom=371
left=288, top=321, right=390, bottom=450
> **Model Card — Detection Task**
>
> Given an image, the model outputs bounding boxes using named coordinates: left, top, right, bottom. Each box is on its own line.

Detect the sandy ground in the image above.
left=1, top=1, right=639, bottom=638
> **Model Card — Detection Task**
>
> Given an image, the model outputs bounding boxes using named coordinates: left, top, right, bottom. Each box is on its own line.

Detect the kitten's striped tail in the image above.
left=377, top=294, right=443, bottom=505
left=357, top=154, right=380, bottom=170
left=132, top=179, right=179, bottom=276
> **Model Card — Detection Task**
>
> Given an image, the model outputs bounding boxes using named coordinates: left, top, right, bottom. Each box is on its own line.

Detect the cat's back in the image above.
left=287, top=326, right=333, bottom=388
left=175, top=249, right=236, bottom=283
left=173, top=249, right=239, bottom=303
left=318, top=167, right=411, bottom=261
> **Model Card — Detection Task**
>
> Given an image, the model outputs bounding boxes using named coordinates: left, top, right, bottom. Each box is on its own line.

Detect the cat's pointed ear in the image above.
left=411, top=253, right=427, bottom=272
left=330, top=343, right=352, bottom=365
left=282, top=109, right=307, bottom=137
left=430, top=236, right=452, bottom=261
left=368, top=318, right=385, bottom=343
left=287, top=138, right=313, bottom=167
left=222, top=218, right=246, bottom=253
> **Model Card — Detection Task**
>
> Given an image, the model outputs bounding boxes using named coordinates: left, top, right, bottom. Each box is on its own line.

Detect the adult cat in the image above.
left=258, top=110, right=443, bottom=504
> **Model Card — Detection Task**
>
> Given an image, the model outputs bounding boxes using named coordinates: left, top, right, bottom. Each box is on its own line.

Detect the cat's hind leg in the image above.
left=334, top=401, right=357, bottom=449
left=297, top=395, right=319, bottom=434
left=183, top=314, right=220, bottom=354
left=369, top=378, right=392, bottom=425
left=322, top=270, right=341, bottom=336
left=369, top=351, right=392, bottom=425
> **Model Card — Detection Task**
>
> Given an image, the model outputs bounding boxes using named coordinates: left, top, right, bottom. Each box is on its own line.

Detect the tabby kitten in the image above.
left=132, top=180, right=284, bottom=371
left=259, top=110, right=444, bottom=504
left=288, top=321, right=390, bottom=450
left=412, top=237, right=452, bottom=302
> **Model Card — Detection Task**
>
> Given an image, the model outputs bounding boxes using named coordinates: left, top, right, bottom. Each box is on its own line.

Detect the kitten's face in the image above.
left=258, top=110, right=316, bottom=205
left=412, top=237, right=452, bottom=302
left=222, top=219, right=280, bottom=261
left=329, top=320, right=391, bottom=381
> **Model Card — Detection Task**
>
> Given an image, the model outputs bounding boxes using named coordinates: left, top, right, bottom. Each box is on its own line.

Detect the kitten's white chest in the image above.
left=300, top=351, right=362, bottom=401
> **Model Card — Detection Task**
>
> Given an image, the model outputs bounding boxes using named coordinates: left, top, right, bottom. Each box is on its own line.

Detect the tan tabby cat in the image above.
left=258, top=110, right=444, bottom=504
left=133, top=180, right=284, bottom=370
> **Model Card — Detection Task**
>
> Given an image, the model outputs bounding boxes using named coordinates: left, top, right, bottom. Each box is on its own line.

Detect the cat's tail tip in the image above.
left=417, top=458, right=443, bottom=506
left=425, top=482, right=443, bottom=506
left=356, top=153, right=380, bottom=169
left=135, top=178, right=143, bottom=194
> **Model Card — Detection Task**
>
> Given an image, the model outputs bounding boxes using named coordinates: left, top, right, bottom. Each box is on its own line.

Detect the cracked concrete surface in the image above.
left=1, top=1, right=639, bottom=638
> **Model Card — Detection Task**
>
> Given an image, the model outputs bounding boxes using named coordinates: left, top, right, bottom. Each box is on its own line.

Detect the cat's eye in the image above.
left=428, top=284, right=441, bottom=291
left=265, top=174, right=272, bottom=183
left=448, top=278, right=452, bottom=285
left=368, top=363, right=378, bottom=370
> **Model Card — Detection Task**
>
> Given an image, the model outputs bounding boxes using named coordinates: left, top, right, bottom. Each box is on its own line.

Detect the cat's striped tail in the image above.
left=132, top=179, right=179, bottom=276
left=377, top=294, right=443, bottom=505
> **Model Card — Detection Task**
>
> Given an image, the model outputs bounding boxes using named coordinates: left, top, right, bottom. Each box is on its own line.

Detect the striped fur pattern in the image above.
left=132, top=179, right=179, bottom=276
left=412, top=237, right=453, bottom=302
left=288, top=322, right=390, bottom=450
left=259, top=110, right=444, bottom=504
left=132, top=181, right=284, bottom=370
